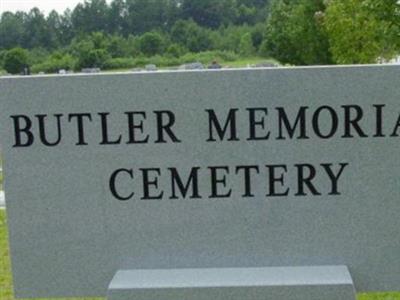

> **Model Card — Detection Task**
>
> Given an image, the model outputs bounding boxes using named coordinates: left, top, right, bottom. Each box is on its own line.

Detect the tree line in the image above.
left=0, top=0, right=399, bottom=74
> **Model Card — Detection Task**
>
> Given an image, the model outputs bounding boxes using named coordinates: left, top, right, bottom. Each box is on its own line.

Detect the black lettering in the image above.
left=154, top=110, right=181, bottom=143
left=206, top=109, right=239, bottom=141
left=390, top=114, right=400, bottom=137
left=10, top=115, right=34, bottom=147
left=321, top=163, right=348, bottom=195
left=295, top=164, right=321, bottom=196
left=126, top=111, right=149, bottom=144
left=99, top=112, right=122, bottom=145
left=312, top=106, right=338, bottom=139
left=68, top=113, right=92, bottom=145
left=169, top=167, right=201, bottom=199
left=235, top=165, right=259, bottom=197
left=209, top=166, right=232, bottom=198
left=36, top=114, right=63, bottom=146
left=247, top=108, right=270, bottom=140
left=266, top=165, right=289, bottom=197
left=276, top=106, right=309, bottom=139
left=373, top=105, right=385, bottom=137
left=140, top=168, right=163, bottom=200
left=109, top=168, right=134, bottom=200
left=342, top=105, right=368, bottom=138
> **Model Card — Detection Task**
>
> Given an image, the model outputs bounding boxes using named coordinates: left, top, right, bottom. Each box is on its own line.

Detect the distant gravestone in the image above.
left=0, top=65, right=399, bottom=299
left=145, top=64, right=157, bottom=71
left=0, top=191, right=4, bottom=207
left=81, top=67, right=101, bottom=73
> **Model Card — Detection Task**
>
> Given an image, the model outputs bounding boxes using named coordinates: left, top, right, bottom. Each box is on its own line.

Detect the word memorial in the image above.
left=0, top=65, right=399, bottom=300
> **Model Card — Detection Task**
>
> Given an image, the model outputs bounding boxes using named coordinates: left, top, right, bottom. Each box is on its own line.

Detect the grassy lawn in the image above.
left=222, top=56, right=280, bottom=68
left=0, top=209, right=399, bottom=299
left=89, top=57, right=281, bottom=74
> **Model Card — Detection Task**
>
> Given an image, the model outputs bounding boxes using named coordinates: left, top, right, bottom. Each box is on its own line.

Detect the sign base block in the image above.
left=107, top=266, right=356, bottom=300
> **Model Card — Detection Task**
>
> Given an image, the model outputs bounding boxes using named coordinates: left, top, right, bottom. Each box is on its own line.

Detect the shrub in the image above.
left=4, top=48, right=29, bottom=74
left=31, top=54, right=76, bottom=74
left=0, top=50, right=7, bottom=68
left=77, top=49, right=110, bottom=69
left=166, top=44, right=187, bottom=58
left=138, top=32, right=164, bottom=56
left=180, top=51, right=238, bottom=65
left=102, top=57, right=136, bottom=70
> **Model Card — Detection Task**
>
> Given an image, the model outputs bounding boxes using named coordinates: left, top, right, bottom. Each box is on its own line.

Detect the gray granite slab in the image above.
left=107, top=266, right=356, bottom=300
left=0, top=65, right=399, bottom=298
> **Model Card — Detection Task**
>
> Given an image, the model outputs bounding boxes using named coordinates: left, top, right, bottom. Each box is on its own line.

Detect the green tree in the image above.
left=324, top=0, right=399, bottom=64
left=107, top=35, right=129, bottom=57
left=251, top=23, right=265, bottom=51
left=4, top=48, right=29, bottom=74
left=239, top=32, right=255, bottom=56
left=0, top=50, right=7, bottom=68
left=236, top=4, right=258, bottom=25
left=58, top=9, right=74, bottom=46
left=171, top=19, right=213, bottom=52
left=108, top=0, right=127, bottom=34
left=0, top=12, right=25, bottom=49
left=181, top=0, right=238, bottom=29
left=166, top=43, right=187, bottom=57
left=138, top=32, right=165, bottom=56
left=261, top=0, right=332, bottom=65
left=46, top=11, right=61, bottom=48
left=22, top=8, right=54, bottom=49
left=214, top=24, right=252, bottom=53
left=71, top=0, right=109, bottom=34
left=125, top=0, right=180, bottom=34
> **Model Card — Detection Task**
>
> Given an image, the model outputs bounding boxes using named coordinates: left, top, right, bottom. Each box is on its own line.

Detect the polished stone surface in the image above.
left=107, top=266, right=356, bottom=300
left=0, top=65, right=399, bottom=298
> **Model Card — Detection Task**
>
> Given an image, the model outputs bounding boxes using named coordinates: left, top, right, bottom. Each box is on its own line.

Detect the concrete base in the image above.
left=107, top=266, right=356, bottom=300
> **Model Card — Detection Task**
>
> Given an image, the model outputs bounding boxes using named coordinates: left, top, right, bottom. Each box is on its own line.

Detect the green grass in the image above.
left=222, top=56, right=280, bottom=68
left=103, top=56, right=281, bottom=73
left=0, top=210, right=399, bottom=299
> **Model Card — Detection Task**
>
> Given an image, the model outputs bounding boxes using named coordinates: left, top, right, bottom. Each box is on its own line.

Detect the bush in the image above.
left=77, top=48, right=110, bottom=69
left=166, top=44, right=187, bottom=58
left=28, top=48, right=50, bottom=65
left=171, top=19, right=214, bottom=52
left=4, top=48, right=29, bottom=74
left=0, top=50, right=7, bottom=69
left=31, top=54, right=76, bottom=74
left=102, top=57, right=136, bottom=70
left=180, top=51, right=238, bottom=65
left=239, top=33, right=256, bottom=56
left=138, top=32, right=165, bottom=56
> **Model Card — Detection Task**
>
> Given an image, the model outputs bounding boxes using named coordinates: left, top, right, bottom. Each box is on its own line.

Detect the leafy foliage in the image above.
left=261, top=0, right=332, bottom=65
left=324, top=0, right=400, bottom=64
left=0, top=0, right=398, bottom=72
left=3, top=47, right=29, bottom=74
left=138, top=32, right=165, bottom=56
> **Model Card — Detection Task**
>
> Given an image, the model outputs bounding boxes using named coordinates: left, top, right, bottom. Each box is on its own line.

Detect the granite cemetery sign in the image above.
left=0, top=65, right=399, bottom=299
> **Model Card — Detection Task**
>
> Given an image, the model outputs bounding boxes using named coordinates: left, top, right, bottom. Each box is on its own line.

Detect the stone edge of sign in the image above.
left=0, top=63, right=397, bottom=80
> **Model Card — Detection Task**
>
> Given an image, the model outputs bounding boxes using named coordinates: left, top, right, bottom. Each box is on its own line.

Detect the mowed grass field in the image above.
left=0, top=210, right=399, bottom=300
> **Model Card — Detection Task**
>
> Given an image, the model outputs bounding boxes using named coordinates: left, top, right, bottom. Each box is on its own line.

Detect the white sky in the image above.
left=0, top=0, right=109, bottom=15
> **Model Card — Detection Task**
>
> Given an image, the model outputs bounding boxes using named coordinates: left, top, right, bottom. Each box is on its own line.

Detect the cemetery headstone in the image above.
left=0, top=65, right=399, bottom=299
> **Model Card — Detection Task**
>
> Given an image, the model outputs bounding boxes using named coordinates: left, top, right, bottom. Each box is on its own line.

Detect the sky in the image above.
left=0, top=0, right=109, bottom=15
